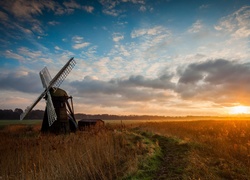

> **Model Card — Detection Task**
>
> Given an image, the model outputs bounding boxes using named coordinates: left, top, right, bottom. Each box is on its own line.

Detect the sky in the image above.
left=0, top=0, right=250, bottom=116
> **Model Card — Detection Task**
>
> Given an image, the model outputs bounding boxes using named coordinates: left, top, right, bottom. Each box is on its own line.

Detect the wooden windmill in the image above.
left=20, top=57, right=78, bottom=134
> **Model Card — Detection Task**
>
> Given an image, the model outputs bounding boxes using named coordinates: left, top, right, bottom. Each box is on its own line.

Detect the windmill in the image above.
left=20, top=57, right=78, bottom=134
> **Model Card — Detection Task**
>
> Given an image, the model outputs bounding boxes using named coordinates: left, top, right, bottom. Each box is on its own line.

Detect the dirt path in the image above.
left=150, top=134, right=191, bottom=180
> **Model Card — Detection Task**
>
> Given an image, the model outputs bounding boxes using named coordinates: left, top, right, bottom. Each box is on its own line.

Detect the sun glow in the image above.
left=230, top=105, right=249, bottom=114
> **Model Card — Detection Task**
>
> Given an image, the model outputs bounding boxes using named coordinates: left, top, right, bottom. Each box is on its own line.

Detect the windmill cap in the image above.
left=50, top=88, right=68, bottom=97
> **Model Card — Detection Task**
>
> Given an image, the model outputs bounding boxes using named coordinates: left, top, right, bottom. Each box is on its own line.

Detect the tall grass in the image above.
left=0, top=124, right=139, bottom=180
left=138, top=120, right=250, bottom=179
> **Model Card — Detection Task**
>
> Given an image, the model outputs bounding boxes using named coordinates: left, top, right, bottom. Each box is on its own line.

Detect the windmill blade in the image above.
left=20, top=90, right=47, bottom=120
left=40, top=67, right=52, bottom=88
left=46, top=91, right=57, bottom=126
left=39, top=67, right=57, bottom=126
left=48, top=57, right=76, bottom=90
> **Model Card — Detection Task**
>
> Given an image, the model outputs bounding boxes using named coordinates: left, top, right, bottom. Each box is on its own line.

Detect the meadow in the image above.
left=0, top=119, right=250, bottom=179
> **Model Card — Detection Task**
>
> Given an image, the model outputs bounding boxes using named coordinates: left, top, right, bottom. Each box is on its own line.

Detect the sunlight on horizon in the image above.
left=229, top=105, right=250, bottom=115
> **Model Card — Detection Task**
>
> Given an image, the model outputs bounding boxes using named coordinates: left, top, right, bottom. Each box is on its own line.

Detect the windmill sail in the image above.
left=20, top=57, right=76, bottom=121
left=50, top=57, right=76, bottom=91
left=40, top=67, right=52, bottom=88
left=39, top=67, right=57, bottom=126
left=46, top=91, right=57, bottom=126
left=20, top=90, right=47, bottom=120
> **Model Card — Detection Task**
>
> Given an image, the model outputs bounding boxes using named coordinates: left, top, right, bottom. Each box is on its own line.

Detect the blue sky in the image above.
left=0, top=0, right=250, bottom=116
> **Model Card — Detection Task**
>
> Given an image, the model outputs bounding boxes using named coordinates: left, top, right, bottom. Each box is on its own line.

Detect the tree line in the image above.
left=1, top=108, right=221, bottom=120
left=0, top=109, right=44, bottom=120
left=0, top=108, right=174, bottom=120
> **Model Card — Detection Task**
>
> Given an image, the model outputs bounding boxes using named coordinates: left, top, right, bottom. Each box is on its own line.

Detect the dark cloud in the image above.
left=112, top=73, right=175, bottom=89
left=70, top=74, right=174, bottom=106
left=2, top=59, right=250, bottom=108
left=176, top=59, right=250, bottom=105
left=0, top=71, right=42, bottom=93
left=70, top=59, right=250, bottom=107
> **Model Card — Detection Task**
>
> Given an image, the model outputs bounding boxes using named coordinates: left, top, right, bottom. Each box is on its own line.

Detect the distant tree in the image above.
left=14, top=108, right=23, bottom=115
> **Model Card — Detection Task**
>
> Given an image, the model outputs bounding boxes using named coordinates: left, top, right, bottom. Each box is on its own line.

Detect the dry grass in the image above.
left=138, top=120, right=250, bottom=179
left=0, top=124, right=141, bottom=180
left=2, top=120, right=250, bottom=179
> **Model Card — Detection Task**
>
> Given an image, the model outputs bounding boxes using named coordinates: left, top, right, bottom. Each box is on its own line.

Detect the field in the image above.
left=0, top=119, right=250, bottom=179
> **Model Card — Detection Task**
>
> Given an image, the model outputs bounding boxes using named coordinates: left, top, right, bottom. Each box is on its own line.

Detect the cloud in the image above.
left=48, top=21, right=60, bottom=26
left=99, top=0, right=120, bottom=16
left=215, top=6, right=250, bottom=38
left=113, top=74, right=175, bottom=90
left=72, top=36, right=84, bottom=43
left=176, top=59, right=250, bottom=105
left=72, top=36, right=90, bottom=49
left=139, top=6, right=146, bottom=12
left=56, top=0, right=84, bottom=15
left=112, top=33, right=124, bottom=42
left=188, top=20, right=203, bottom=33
left=73, top=42, right=90, bottom=49
left=54, top=46, right=61, bottom=50
left=18, top=47, right=43, bottom=60
left=99, top=0, right=146, bottom=16
left=131, top=26, right=169, bottom=38
left=67, top=59, right=250, bottom=110
left=69, top=68, right=175, bottom=103
left=0, top=70, right=41, bottom=93
left=4, top=50, right=25, bottom=62
left=0, top=11, right=8, bottom=21
left=0, top=0, right=57, bottom=21
left=3, top=47, right=55, bottom=64
left=199, top=4, right=210, bottom=9
left=63, top=0, right=81, bottom=9
left=70, top=74, right=174, bottom=105
left=82, top=6, right=94, bottom=13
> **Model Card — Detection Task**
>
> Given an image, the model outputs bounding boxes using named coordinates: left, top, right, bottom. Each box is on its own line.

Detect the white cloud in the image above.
left=63, top=0, right=81, bottom=9
left=99, top=0, right=146, bottom=16
left=112, top=33, right=124, bottom=42
left=188, top=20, right=203, bottom=33
left=215, top=6, right=250, bottom=38
left=139, top=6, right=146, bottom=12
left=199, top=4, right=210, bottom=9
left=72, top=36, right=84, bottom=43
left=82, top=6, right=94, bottom=13
left=18, top=47, right=42, bottom=59
left=72, top=36, right=90, bottom=49
left=73, top=42, right=90, bottom=49
left=4, top=50, right=25, bottom=62
left=119, top=45, right=130, bottom=56
left=131, top=26, right=167, bottom=38
left=48, top=21, right=60, bottom=26
left=55, top=46, right=61, bottom=50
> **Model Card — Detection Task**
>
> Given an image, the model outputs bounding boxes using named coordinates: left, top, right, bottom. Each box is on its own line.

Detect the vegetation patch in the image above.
left=122, top=129, right=162, bottom=180
left=139, top=120, right=250, bottom=179
left=1, top=120, right=250, bottom=179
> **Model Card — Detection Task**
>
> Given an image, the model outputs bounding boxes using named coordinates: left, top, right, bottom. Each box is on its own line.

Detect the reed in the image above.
left=0, top=125, right=139, bottom=180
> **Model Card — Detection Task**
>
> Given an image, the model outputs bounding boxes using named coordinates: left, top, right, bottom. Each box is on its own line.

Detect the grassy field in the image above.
left=1, top=119, right=250, bottom=179
left=138, top=120, right=250, bottom=179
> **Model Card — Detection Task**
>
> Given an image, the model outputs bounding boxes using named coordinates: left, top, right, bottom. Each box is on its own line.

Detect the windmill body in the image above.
left=20, top=57, right=77, bottom=134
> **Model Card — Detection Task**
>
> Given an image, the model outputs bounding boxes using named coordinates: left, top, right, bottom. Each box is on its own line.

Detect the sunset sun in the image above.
left=230, top=105, right=249, bottom=115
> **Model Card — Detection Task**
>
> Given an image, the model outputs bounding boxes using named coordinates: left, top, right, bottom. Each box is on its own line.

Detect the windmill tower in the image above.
left=20, top=57, right=78, bottom=134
